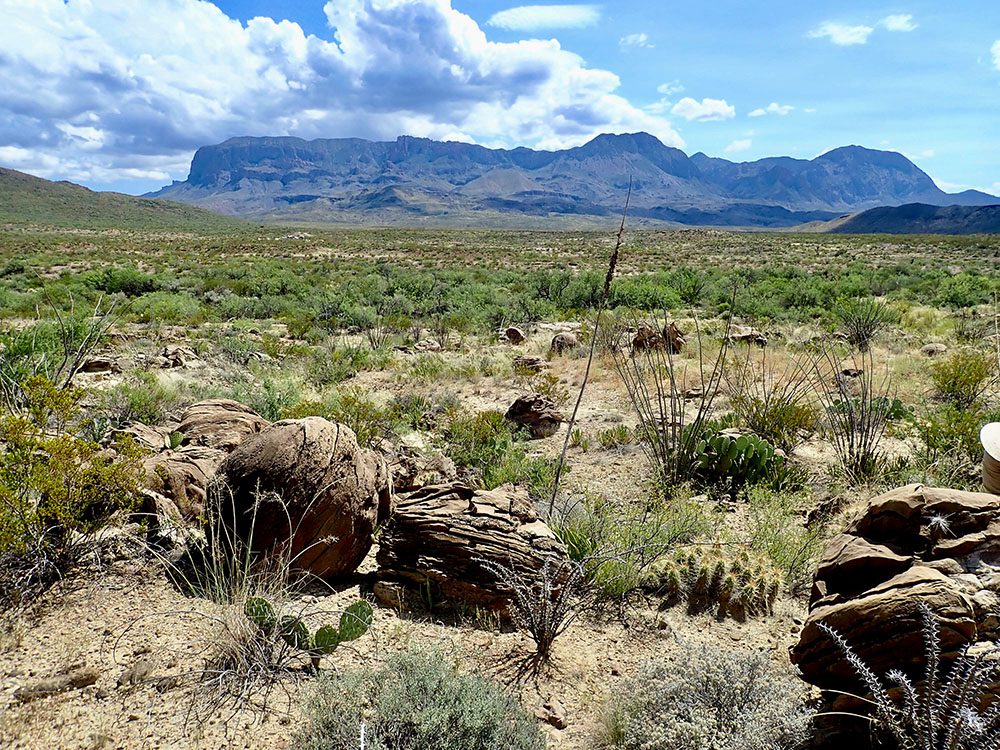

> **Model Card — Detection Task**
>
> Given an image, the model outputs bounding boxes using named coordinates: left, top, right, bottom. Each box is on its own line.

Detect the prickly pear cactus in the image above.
left=338, top=600, right=373, bottom=643
left=279, top=616, right=312, bottom=650
left=243, top=597, right=373, bottom=668
left=694, top=431, right=782, bottom=500
left=244, top=597, right=276, bottom=633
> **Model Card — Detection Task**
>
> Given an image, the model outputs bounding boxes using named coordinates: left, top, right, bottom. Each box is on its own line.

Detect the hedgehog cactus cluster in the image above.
left=694, top=431, right=782, bottom=500
left=244, top=597, right=373, bottom=669
left=650, top=545, right=782, bottom=618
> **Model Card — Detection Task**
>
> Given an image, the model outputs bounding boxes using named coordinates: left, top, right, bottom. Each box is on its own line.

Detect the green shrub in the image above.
left=0, top=377, right=144, bottom=610
left=229, top=378, right=301, bottom=422
left=97, top=371, right=181, bottom=427
left=443, top=411, right=558, bottom=500
left=295, top=647, right=545, bottom=750
left=918, top=403, right=990, bottom=466
left=551, top=493, right=716, bottom=600
left=601, top=645, right=812, bottom=750
left=285, top=390, right=396, bottom=449
left=833, top=296, right=898, bottom=352
left=930, top=349, right=995, bottom=407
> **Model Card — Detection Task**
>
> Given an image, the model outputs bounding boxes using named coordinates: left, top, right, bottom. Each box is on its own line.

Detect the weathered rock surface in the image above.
left=176, top=399, right=270, bottom=452
left=505, top=327, right=526, bottom=344
left=513, top=355, right=546, bottom=374
left=375, top=483, right=568, bottom=609
left=124, top=400, right=270, bottom=525
left=549, top=332, right=578, bottom=355
left=216, top=417, right=393, bottom=579
left=387, top=446, right=458, bottom=493
left=728, top=325, right=767, bottom=347
left=921, top=342, right=948, bottom=357
left=505, top=394, right=565, bottom=438
left=632, top=323, right=685, bottom=353
left=792, top=484, right=1000, bottom=690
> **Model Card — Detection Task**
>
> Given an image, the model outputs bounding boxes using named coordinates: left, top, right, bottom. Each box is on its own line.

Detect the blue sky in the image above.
left=1, top=0, right=998, bottom=196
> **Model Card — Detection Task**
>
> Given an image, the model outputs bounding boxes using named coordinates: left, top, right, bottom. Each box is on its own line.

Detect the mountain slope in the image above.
left=148, top=133, right=998, bottom=228
left=0, top=168, right=243, bottom=230
left=825, top=203, right=1000, bottom=234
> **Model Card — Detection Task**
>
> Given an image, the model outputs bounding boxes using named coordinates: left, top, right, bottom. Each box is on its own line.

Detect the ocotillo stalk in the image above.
left=548, top=179, right=631, bottom=517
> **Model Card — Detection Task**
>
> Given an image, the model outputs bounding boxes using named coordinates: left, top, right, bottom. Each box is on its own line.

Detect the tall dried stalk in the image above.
left=548, top=179, right=631, bottom=516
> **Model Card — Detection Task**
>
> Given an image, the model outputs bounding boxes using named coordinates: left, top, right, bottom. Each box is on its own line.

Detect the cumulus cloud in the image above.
left=670, top=97, right=735, bottom=122
left=748, top=102, right=794, bottom=117
left=619, top=33, right=652, bottom=48
left=882, top=14, right=917, bottom=32
left=487, top=4, right=600, bottom=31
left=810, top=15, right=916, bottom=46
left=657, top=80, right=684, bottom=96
left=808, top=22, right=874, bottom=46
left=724, top=139, right=752, bottom=154
left=0, top=0, right=682, bottom=185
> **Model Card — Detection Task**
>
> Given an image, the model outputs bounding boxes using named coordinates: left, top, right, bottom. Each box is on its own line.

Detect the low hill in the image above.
left=0, top=167, right=243, bottom=231
left=825, top=203, right=1000, bottom=234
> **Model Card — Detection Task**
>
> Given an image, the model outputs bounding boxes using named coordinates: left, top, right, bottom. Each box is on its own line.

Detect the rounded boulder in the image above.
left=216, top=417, right=393, bottom=580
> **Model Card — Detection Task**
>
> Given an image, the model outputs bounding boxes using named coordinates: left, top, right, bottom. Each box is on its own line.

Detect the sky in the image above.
left=1, top=0, right=998, bottom=196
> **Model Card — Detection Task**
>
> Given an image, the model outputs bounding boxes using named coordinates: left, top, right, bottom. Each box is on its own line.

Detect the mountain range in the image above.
left=148, top=132, right=998, bottom=228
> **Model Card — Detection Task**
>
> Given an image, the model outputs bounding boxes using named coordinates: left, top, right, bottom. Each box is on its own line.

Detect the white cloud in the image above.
left=619, top=33, right=652, bottom=48
left=809, top=22, right=874, bottom=46
left=724, top=139, right=752, bottom=154
left=670, top=97, right=735, bottom=122
left=0, top=0, right=683, bottom=184
left=657, top=80, right=684, bottom=96
left=487, top=4, right=600, bottom=31
left=882, top=14, right=917, bottom=32
left=748, top=102, right=794, bottom=117
left=993, top=40, right=1000, bottom=71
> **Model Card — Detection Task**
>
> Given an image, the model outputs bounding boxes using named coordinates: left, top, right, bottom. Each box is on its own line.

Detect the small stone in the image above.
left=535, top=698, right=568, bottom=729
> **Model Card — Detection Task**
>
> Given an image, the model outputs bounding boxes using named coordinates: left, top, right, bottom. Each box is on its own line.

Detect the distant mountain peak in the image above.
left=147, top=133, right=998, bottom=228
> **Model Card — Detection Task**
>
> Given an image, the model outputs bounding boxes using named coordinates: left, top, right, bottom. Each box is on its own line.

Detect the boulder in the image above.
left=505, top=327, right=526, bottom=344
left=161, top=345, right=198, bottom=368
left=216, top=417, right=393, bottom=580
left=176, top=399, right=270, bottom=452
left=632, top=323, right=685, bottom=353
left=505, top=394, right=565, bottom=438
left=727, top=325, right=767, bottom=348
left=387, top=446, right=458, bottom=493
left=921, top=343, right=948, bottom=357
left=513, top=355, right=546, bottom=374
left=375, top=483, right=568, bottom=609
left=549, top=332, right=578, bottom=355
left=792, top=483, right=1000, bottom=692
left=109, top=421, right=179, bottom=452
left=143, top=446, right=223, bottom=519
left=80, top=356, right=121, bottom=374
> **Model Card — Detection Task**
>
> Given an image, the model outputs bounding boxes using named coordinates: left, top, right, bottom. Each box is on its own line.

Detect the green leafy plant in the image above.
left=930, top=349, right=996, bottom=407
left=443, top=410, right=558, bottom=499
left=244, top=597, right=373, bottom=670
left=0, top=376, right=144, bottom=619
